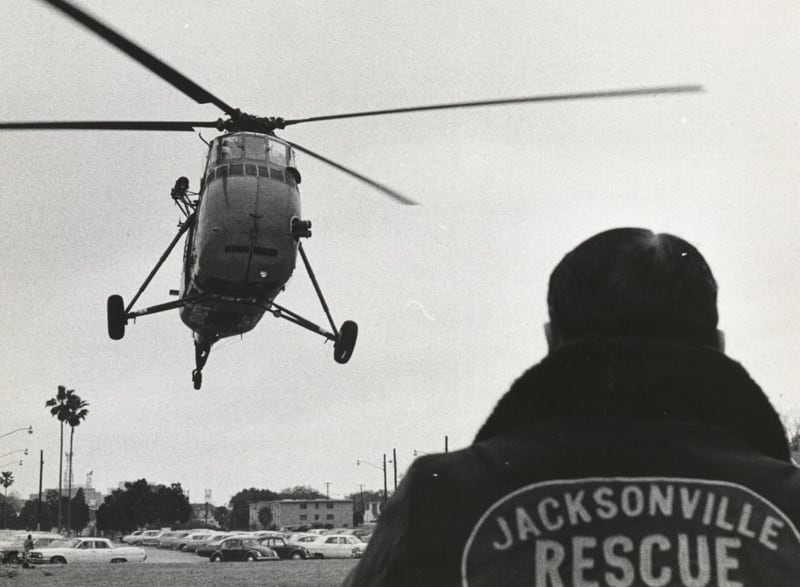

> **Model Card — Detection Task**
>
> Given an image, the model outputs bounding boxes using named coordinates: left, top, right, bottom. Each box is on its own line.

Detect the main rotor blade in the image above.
left=282, top=85, right=704, bottom=127
left=39, top=0, right=237, bottom=116
left=285, top=140, right=418, bottom=206
left=0, top=121, right=219, bottom=132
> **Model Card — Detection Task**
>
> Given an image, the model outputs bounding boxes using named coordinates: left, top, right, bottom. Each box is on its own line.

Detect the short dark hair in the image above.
left=547, top=228, right=718, bottom=346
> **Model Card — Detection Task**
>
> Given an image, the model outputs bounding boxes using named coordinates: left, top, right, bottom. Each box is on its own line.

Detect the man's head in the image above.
left=546, top=228, right=722, bottom=351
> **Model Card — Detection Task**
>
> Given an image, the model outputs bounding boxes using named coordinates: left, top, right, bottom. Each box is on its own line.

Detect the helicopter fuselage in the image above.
left=179, top=132, right=301, bottom=343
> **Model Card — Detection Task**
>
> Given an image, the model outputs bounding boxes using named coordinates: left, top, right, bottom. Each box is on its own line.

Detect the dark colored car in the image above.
left=209, top=537, right=278, bottom=562
left=196, top=533, right=247, bottom=558
left=258, top=536, right=309, bottom=560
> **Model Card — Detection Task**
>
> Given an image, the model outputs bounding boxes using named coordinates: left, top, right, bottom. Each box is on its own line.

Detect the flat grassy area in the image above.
left=0, top=560, right=357, bottom=586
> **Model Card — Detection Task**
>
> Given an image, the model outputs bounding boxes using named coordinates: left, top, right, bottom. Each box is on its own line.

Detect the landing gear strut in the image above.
left=192, top=339, right=212, bottom=390
left=295, top=237, right=358, bottom=364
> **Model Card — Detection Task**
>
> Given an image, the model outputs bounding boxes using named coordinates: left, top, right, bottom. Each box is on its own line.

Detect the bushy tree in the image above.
left=257, top=506, right=273, bottom=530
left=96, top=479, right=191, bottom=533
left=228, top=488, right=280, bottom=530
left=279, top=486, right=326, bottom=500
left=213, top=506, right=230, bottom=530
left=69, top=488, right=90, bottom=534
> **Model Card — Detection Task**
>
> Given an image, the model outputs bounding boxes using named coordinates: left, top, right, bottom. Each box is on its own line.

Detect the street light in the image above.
left=0, top=460, right=23, bottom=468
left=0, top=426, right=32, bottom=440
left=357, top=455, right=388, bottom=504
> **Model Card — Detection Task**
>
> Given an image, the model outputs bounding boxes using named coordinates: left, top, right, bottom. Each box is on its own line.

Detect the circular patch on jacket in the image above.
left=461, top=477, right=800, bottom=587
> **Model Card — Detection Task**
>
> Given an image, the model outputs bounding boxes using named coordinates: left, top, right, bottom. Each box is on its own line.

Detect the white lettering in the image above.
left=516, top=506, right=541, bottom=541
left=564, top=491, right=592, bottom=525
left=621, top=486, right=645, bottom=517
left=640, top=535, right=671, bottom=587
left=677, top=534, right=710, bottom=587
left=572, top=536, right=598, bottom=587
left=735, top=503, right=756, bottom=539
left=701, top=493, right=716, bottom=525
left=715, top=537, right=742, bottom=587
left=535, top=540, right=565, bottom=587
left=649, top=484, right=674, bottom=517
left=594, top=486, right=618, bottom=520
left=680, top=488, right=702, bottom=519
left=539, top=497, right=564, bottom=531
left=603, top=535, right=634, bottom=587
left=714, top=497, right=734, bottom=531
left=491, top=516, right=514, bottom=551
left=758, top=516, right=784, bottom=550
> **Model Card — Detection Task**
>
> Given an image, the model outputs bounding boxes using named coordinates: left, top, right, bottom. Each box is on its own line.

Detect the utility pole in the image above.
left=445, top=435, right=449, bottom=453
left=37, top=450, right=43, bottom=531
left=204, top=489, right=211, bottom=527
left=382, top=453, right=388, bottom=504
left=392, top=448, right=398, bottom=491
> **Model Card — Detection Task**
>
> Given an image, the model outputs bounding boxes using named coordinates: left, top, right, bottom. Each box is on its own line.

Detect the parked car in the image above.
left=258, top=535, right=309, bottom=560
left=157, top=531, right=192, bottom=549
left=28, top=538, right=147, bottom=564
left=286, top=533, right=318, bottom=546
left=125, top=529, right=161, bottom=546
left=121, top=530, right=143, bottom=544
left=196, top=533, right=250, bottom=558
left=305, top=534, right=367, bottom=559
left=179, top=531, right=219, bottom=552
left=140, top=529, right=170, bottom=547
left=0, top=532, right=64, bottom=564
left=209, top=537, right=278, bottom=562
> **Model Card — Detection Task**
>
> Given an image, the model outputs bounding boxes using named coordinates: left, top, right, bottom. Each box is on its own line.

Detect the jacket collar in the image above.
left=474, top=336, right=790, bottom=461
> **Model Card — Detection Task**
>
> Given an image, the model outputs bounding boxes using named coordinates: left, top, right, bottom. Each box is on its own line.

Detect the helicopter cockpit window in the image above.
left=267, top=140, right=288, bottom=167
left=220, top=136, right=244, bottom=161
left=244, top=135, right=268, bottom=161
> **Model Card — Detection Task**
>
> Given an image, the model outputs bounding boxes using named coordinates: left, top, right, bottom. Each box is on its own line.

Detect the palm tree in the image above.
left=0, top=471, right=14, bottom=528
left=65, top=394, right=89, bottom=536
left=45, top=385, right=75, bottom=532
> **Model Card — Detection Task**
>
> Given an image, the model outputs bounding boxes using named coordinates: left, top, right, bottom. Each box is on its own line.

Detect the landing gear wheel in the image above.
left=107, top=295, right=126, bottom=340
left=192, top=370, right=203, bottom=390
left=334, top=320, right=358, bottom=364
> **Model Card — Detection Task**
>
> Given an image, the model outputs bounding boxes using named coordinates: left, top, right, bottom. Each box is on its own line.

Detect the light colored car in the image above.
left=125, top=529, right=161, bottom=546
left=140, top=529, right=170, bottom=547
left=157, top=530, right=192, bottom=549
left=0, top=532, right=64, bottom=564
left=305, top=534, right=367, bottom=559
left=179, top=531, right=219, bottom=552
left=286, top=533, right=318, bottom=546
left=28, top=537, right=147, bottom=564
left=121, top=530, right=144, bottom=544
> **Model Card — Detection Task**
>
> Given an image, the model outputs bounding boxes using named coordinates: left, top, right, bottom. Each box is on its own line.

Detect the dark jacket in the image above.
left=344, top=337, right=800, bottom=586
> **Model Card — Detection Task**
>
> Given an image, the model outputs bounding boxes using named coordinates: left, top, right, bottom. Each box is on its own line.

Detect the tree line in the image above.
left=1, top=480, right=392, bottom=534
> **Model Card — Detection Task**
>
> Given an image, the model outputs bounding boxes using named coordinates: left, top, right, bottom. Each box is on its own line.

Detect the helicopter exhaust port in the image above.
left=291, top=218, right=312, bottom=239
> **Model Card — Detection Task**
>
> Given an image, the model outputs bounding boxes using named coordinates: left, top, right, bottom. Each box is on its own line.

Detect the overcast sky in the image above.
left=1, top=0, right=798, bottom=508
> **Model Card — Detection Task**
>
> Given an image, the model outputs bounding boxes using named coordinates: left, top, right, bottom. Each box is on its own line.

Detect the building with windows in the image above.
left=248, top=498, right=354, bottom=530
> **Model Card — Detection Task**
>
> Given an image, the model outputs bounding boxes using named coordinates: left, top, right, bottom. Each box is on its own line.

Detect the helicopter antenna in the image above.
left=197, top=132, right=210, bottom=147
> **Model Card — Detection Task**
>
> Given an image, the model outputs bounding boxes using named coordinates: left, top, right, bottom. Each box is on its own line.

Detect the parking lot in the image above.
left=3, top=547, right=358, bottom=587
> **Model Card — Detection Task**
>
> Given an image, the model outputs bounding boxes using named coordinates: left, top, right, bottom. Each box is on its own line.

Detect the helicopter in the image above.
left=1, top=0, right=702, bottom=389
